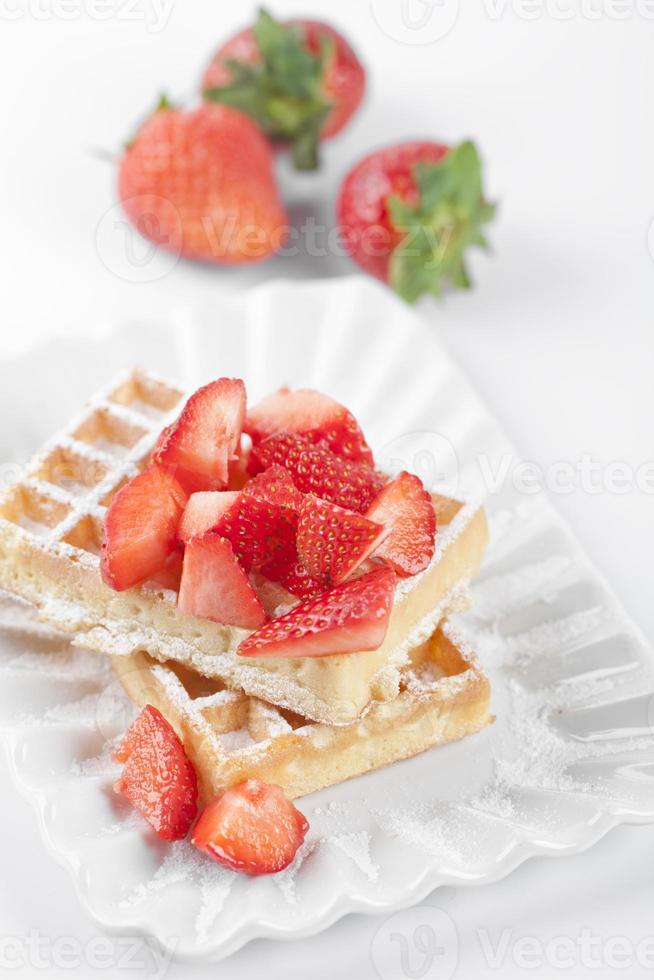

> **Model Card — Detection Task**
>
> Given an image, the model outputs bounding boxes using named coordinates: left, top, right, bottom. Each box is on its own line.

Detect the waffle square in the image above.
left=112, top=621, right=492, bottom=802
left=0, top=368, right=488, bottom=724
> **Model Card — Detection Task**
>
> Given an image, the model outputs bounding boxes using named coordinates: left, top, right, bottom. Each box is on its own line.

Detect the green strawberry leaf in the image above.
left=204, top=7, right=333, bottom=171
left=388, top=140, right=495, bottom=303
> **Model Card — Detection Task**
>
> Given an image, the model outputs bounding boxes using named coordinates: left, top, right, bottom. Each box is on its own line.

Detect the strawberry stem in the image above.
left=203, top=7, right=333, bottom=171
left=387, top=141, right=495, bottom=303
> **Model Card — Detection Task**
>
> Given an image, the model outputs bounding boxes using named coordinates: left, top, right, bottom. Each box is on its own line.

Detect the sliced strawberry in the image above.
left=243, top=463, right=303, bottom=511
left=296, top=495, right=387, bottom=586
left=267, top=556, right=325, bottom=600
left=178, top=491, right=240, bottom=544
left=249, top=433, right=384, bottom=513
left=238, top=564, right=396, bottom=659
left=227, top=437, right=252, bottom=490
left=246, top=387, right=373, bottom=464
left=148, top=548, right=184, bottom=591
left=213, top=466, right=301, bottom=571
left=366, top=471, right=436, bottom=577
left=101, top=465, right=188, bottom=591
left=113, top=704, right=198, bottom=841
left=192, top=779, right=308, bottom=875
left=178, top=533, right=266, bottom=629
left=249, top=572, right=297, bottom=617
left=150, top=422, right=174, bottom=463
left=153, top=378, right=246, bottom=492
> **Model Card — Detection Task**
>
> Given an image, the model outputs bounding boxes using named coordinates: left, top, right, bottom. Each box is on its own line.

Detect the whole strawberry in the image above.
left=202, top=8, right=365, bottom=170
left=118, top=99, right=288, bottom=265
left=337, top=141, right=495, bottom=303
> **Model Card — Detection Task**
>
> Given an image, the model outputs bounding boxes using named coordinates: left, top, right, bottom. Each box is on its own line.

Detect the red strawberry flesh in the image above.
left=297, top=495, right=387, bottom=586
left=178, top=533, right=266, bottom=629
left=192, top=778, right=308, bottom=875
left=238, top=564, right=396, bottom=659
left=366, top=471, right=436, bottom=576
left=249, top=433, right=383, bottom=513
left=153, top=378, right=246, bottom=492
left=213, top=466, right=301, bottom=572
left=113, top=704, right=198, bottom=842
left=246, top=387, right=373, bottom=464
left=101, top=465, right=187, bottom=591
left=178, top=491, right=240, bottom=544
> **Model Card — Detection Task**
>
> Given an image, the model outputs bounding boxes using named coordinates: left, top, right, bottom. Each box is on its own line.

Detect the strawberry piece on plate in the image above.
left=192, top=778, right=308, bottom=875
left=249, top=433, right=384, bottom=513
left=366, top=471, right=436, bottom=576
left=297, top=495, right=387, bottom=586
left=245, top=387, right=373, bottom=464
left=178, top=533, right=266, bottom=629
left=101, top=465, right=187, bottom=591
left=238, top=564, right=396, bottom=659
left=113, top=704, right=198, bottom=841
left=178, top=491, right=240, bottom=544
left=153, top=378, right=246, bottom=492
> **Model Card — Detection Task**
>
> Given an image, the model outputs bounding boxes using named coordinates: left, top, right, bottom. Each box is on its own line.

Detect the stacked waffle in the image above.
left=0, top=369, right=491, bottom=802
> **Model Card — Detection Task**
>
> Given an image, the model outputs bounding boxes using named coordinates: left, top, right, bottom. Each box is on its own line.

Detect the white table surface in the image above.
left=1, top=2, right=653, bottom=977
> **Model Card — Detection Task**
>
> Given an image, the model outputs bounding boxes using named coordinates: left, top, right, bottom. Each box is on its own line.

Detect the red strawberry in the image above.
left=227, top=439, right=252, bottom=490
left=337, top=140, right=495, bottom=303
left=101, top=465, right=187, bottom=591
left=202, top=9, right=365, bottom=170
left=178, top=534, right=266, bottom=629
left=249, top=572, right=297, bottom=617
left=249, top=433, right=384, bottom=513
left=230, top=465, right=327, bottom=598
left=297, top=495, right=387, bottom=586
left=148, top=548, right=184, bottom=591
left=192, top=779, right=308, bottom=875
left=114, top=704, right=198, bottom=841
left=214, top=466, right=301, bottom=571
left=178, top=491, right=240, bottom=544
left=366, top=471, right=436, bottom=577
left=243, top=463, right=303, bottom=511
left=153, top=378, right=246, bottom=493
left=265, top=556, right=325, bottom=601
left=119, top=100, right=288, bottom=264
left=245, top=387, right=373, bottom=464
left=238, top=564, right=395, bottom=659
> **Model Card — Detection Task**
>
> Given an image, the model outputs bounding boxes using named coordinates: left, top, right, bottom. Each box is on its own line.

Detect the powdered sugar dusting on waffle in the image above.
left=2, top=485, right=654, bottom=948
left=0, top=367, right=185, bottom=558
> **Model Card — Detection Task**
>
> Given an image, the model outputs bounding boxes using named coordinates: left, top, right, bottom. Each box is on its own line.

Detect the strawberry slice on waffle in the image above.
left=238, top=564, right=396, bottom=659
left=246, top=387, right=373, bottom=464
left=249, top=433, right=384, bottom=513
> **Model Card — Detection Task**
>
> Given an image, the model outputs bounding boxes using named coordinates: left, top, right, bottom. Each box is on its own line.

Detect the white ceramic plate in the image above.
left=1, top=277, right=653, bottom=962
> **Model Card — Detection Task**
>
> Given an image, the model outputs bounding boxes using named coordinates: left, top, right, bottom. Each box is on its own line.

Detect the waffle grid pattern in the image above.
left=0, top=369, right=184, bottom=566
left=113, top=621, right=491, bottom=801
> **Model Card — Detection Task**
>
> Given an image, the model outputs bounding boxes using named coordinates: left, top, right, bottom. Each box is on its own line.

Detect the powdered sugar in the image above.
left=2, top=487, right=654, bottom=949
left=326, top=831, right=379, bottom=882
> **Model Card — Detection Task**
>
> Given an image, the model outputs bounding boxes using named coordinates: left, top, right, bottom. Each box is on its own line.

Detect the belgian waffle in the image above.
left=112, top=621, right=492, bottom=802
left=0, top=368, right=488, bottom=725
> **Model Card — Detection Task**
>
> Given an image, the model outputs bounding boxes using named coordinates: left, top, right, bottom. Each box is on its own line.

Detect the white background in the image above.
left=1, top=1, right=653, bottom=977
